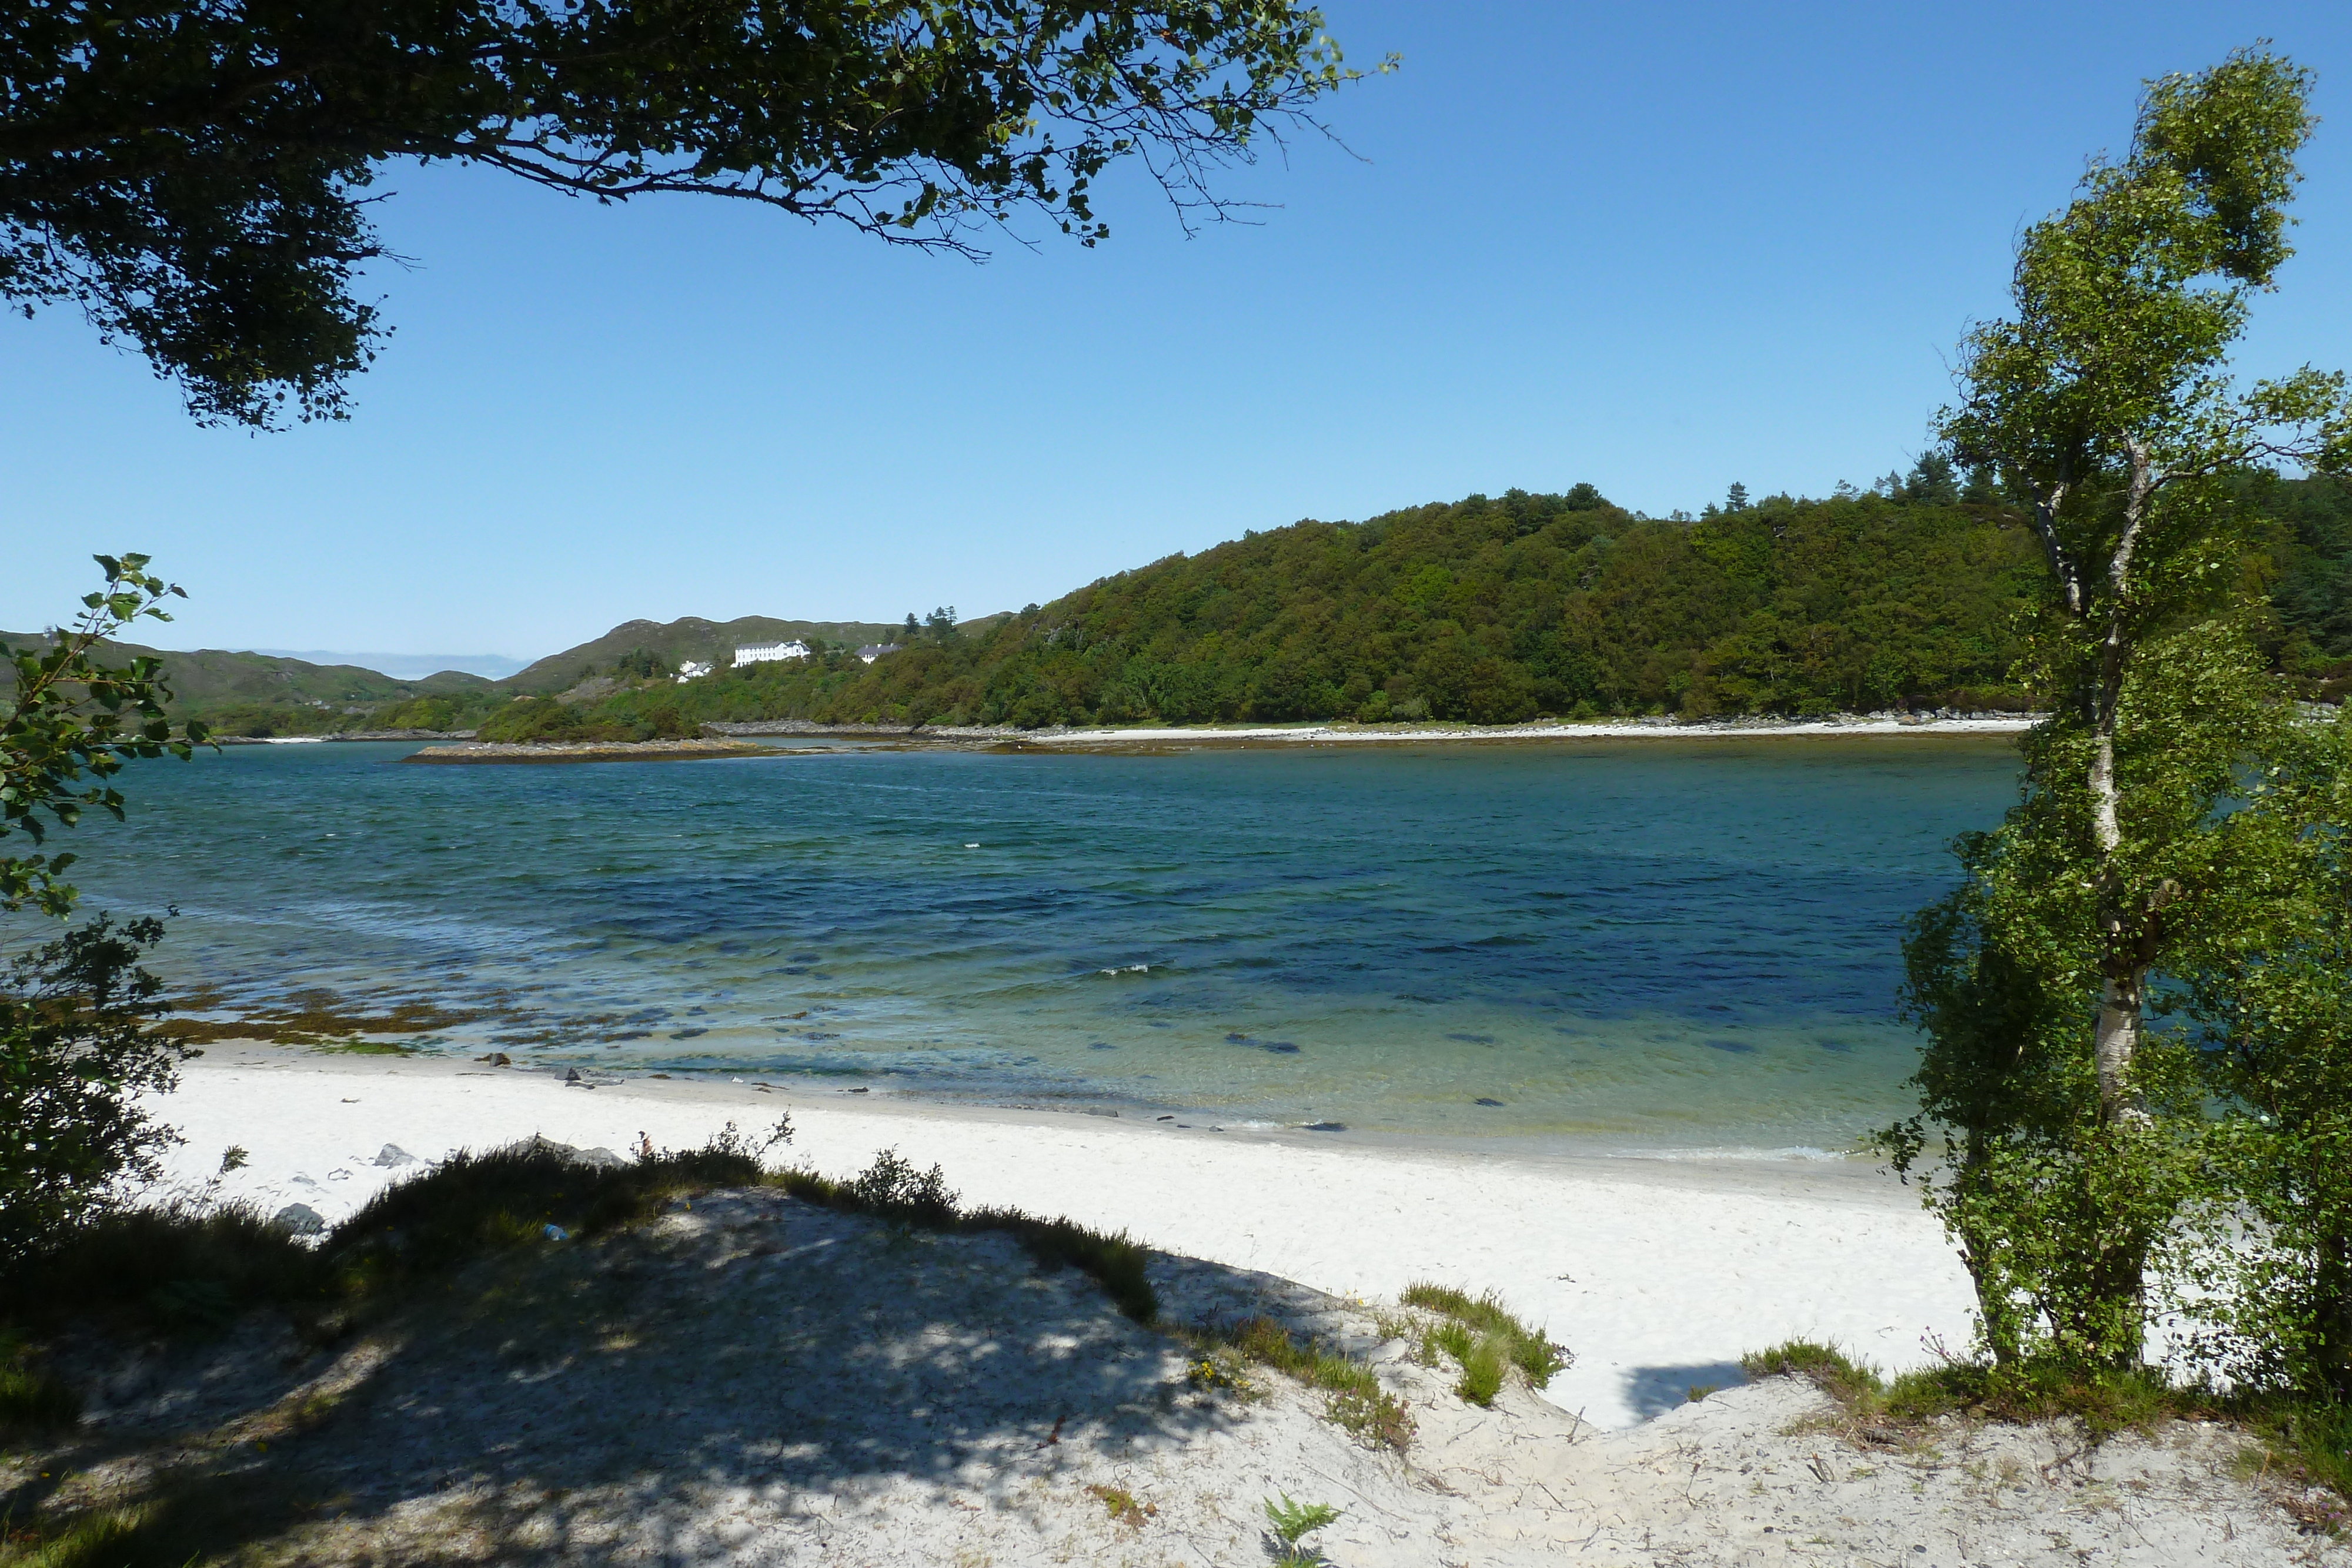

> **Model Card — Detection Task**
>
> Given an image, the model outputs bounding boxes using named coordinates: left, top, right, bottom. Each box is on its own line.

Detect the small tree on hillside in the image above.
left=1882, top=48, right=2352, bottom=1368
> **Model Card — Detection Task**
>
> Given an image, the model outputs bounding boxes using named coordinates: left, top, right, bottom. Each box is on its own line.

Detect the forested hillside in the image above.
left=495, top=467, right=2344, bottom=740
left=431, top=467, right=2293, bottom=741
left=36, top=467, right=2337, bottom=741
left=2256, top=470, right=2352, bottom=677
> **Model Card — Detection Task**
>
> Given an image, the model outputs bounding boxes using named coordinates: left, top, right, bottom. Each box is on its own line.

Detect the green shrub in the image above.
left=0, top=1503, right=153, bottom=1568
left=329, top=1129, right=778, bottom=1285
left=8, top=1128, right=1161, bottom=1348
left=1457, top=1335, right=1506, bottom=1405
left=5, top=1127, right=786, bottom=1335
left=180, top=701, right=331, bottom=739
left=4, top=1199, right=322, bottom=1329
left=474, top=697, right=614, bottom=744
left=1, top=915, right=191, bottom=1271
left=843, top=1145, right=958, bottom=1222
left=992, top=1210, right=1156, bottom=1323
left=2250, top=1398, right=2352, bottom=1523
left=475, top=692, right=698, bottom=744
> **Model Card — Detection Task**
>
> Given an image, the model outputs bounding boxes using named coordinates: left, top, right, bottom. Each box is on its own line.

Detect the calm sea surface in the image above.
left=19, top=737, right=2023, bottom=1153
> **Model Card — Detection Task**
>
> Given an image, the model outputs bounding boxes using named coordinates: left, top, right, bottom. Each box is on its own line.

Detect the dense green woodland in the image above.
left=479, top=467, right=2352, bottom=741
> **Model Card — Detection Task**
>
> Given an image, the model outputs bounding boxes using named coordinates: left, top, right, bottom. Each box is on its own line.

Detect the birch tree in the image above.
left=1885, top=48, right=2352, bottom=1368
left=1940, top=50, right=2351, bottom=1131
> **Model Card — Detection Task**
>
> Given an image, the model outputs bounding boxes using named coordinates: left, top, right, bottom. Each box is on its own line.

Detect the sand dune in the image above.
left=157, top=1048, right=1976, bottom=1432
left=36, top=1090, right=2337, bottom=1565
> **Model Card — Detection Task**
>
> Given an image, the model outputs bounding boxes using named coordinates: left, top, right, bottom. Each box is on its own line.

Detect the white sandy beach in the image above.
left=153, top=1048, right=1977, bottom=1432
left=704, top=713, right=2038, bottom=748
left=1021, top=715, right=2035, bottom=747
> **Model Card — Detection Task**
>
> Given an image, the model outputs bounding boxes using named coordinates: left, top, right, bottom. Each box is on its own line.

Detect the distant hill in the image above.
left=248, top=648, right=530, bottom=681
left=0, top=632, right=495, bottom=716
left=2, top=610, right=1000, bottom=739
left=500, top=616, right=932, bottom=693
left=0, top=612, right=960, bottom=734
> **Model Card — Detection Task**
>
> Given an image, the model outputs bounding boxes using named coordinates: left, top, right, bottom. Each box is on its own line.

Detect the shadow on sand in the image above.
left=8, top=1190, right=1342, bottom=1565
left=1620, top=1360, right=1750, bottom=1422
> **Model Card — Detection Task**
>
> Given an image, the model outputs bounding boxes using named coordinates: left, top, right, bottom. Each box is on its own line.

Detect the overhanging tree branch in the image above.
left=1, top=1, right=1394, bottom=424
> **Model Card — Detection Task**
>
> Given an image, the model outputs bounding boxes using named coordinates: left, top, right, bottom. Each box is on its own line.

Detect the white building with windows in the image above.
left=733, top=640, right=811, bottom=667
left=676, top=661, right=713, bottom=682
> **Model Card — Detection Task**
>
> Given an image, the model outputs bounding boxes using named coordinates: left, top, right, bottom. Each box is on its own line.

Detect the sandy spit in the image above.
left=1015, top=716, right=2035, bottom=747
left=703, top=714, right=2037, bottom=748
left=155, top=1048, right=1980, bottom=1432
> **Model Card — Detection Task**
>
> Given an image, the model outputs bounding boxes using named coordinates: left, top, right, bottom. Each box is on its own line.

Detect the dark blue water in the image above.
left=15, top=736, right=2020, bottom=1150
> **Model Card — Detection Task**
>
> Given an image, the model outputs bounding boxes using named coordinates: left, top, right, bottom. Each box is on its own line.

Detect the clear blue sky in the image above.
left=6, top=1, right=2350, bottom=664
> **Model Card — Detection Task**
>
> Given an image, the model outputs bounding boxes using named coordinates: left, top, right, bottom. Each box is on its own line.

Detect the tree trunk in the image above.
left=2083, top=464, right=2156, bottom=1363
left=2087, top=702, right=2149, bottom=1131
left=2021, top=448, right=2164, bottom=1366
left=2087, top=456, right=2151, bottom=1129
left=2093, top=971, right=2149, bottom=1125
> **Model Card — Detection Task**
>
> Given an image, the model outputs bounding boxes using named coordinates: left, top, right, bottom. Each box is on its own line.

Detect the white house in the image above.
left=856, top=643, right=903, bottom=664
left=733, top=640, right=811, bottom=667
left=676, top=660, right=713, bottom=683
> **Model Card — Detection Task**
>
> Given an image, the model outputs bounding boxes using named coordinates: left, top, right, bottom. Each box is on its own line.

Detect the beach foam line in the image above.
left=151, top=1047, right=1975, bottom=1432
left=1605, top=1144, right=1858, bottom=1163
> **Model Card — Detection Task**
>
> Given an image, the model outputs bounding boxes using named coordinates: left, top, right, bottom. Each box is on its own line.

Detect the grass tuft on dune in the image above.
left=1402, top=1280, right=1571, bottom=1405
left=1178, top=1315, right=1416, bottom=1451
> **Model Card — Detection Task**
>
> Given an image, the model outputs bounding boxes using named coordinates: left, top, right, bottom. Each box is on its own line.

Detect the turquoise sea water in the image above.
left=18, top=737, right=2022, bottom=1152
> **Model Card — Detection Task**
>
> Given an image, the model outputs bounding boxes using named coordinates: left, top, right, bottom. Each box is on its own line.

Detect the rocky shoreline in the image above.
left=397, top=737, right=774, bottom=764
left=213, top=728, right=479, bottom=745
